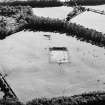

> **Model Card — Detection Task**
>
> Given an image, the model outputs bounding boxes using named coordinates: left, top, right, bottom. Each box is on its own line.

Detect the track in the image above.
left=66, top=6, right=105, bottom=21
left=0, top=73, right=18, bottom=101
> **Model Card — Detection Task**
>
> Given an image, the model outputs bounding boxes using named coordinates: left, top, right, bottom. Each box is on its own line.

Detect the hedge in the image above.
left=0, top=0, right=63, bottom=7
left=0, top=5, right=32, bottom=39
left=0, top=6, right=105, bottom=47
left=65, top=0, right=105, bottom=6
left=0, top=91, right=105, bottom=105
left=0, top=0, right=105, bottom=7
left=26, top=91, right=105, bottom=105
left=24, top=15, right=105, bottom=47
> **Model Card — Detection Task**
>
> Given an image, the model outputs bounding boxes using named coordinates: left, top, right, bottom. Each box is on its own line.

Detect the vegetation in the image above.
left=65, top=0, right=105, bottom=6
left=0, top=0, right=63, bottom=7
left=26, top=91, right=105, bottom=105
left=0, top=5, right=32, bottom=39
left=23, top=15, right=105, bottom=47
left=0, top=5, right=105, bottom=47
left=1, top=91, right=105, bottom=105
left=0, top=99, right=23, bottom=105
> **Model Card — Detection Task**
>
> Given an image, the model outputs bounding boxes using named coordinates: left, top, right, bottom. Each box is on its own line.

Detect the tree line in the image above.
left=0, top=5, right=32, bottom=39
left=0, top=0, right=105, bottom=7
left=65, top=0, right=105, bottom=6
left=0, top=5, right=32, bottom=16
left=0, top=5, right=105, bottom=105
left=1, top=91, right=105, bottom=105
left=0, top=0, right=63, bottom=7
left=23, top=15, right=105, bottom=47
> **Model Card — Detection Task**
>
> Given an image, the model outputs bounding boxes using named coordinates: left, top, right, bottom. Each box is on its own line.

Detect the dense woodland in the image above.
left=0, top=5, right=32, bottom=16
left=0, top=6, right=32, bottom=39
left=0, top=6, right=105, bottom=47
left=24, top=15, right=105, bottom=47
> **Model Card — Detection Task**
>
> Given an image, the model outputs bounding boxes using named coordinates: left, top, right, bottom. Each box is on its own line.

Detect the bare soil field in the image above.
left=0, top=31, right=105, bottom=102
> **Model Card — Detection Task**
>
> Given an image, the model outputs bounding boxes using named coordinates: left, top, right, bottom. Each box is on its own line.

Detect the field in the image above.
left=0, top=3, right=105, bottom=105
left=71, top=5, right=105, bottom=33
left=33, top=5, right=105, bottom=33
left=0, top=30, right=105, bottom=102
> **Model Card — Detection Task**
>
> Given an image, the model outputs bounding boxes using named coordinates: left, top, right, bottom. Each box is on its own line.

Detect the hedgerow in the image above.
left=0, top=13, right=105, bottom=47
left=24, top=15, right=105, bottom=47
left=0, top=99, right=23, bottom=105
left=0, top=5, right=32, bottom=39
left=0, top=0, right=63, bottom=7
left=26, top=91, right=105, bottom=105
left=65, top=0, right=105, bottom=6
left=0, top=6, right=105, bottom=47
left=0, top=5, right=32, bottom=16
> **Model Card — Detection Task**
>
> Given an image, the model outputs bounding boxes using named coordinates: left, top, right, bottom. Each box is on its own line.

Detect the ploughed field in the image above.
left=0, top=5, right=105, bottom=102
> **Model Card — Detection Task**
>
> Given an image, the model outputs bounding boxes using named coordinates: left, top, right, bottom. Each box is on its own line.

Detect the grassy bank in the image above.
left=0, top=0, right=105, bottom=7
left=0, top=12, right=105, bottom=47
left=0, top=5, right=32, bottom=39
left=0, top=5, right=32, bottom=16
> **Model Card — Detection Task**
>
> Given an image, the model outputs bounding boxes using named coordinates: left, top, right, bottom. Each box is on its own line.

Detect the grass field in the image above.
left=0, top=31, right=105, bottom=102
left=33, top=5, right=105, bottom=33
left=71, top=5, right=105, bottom=33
